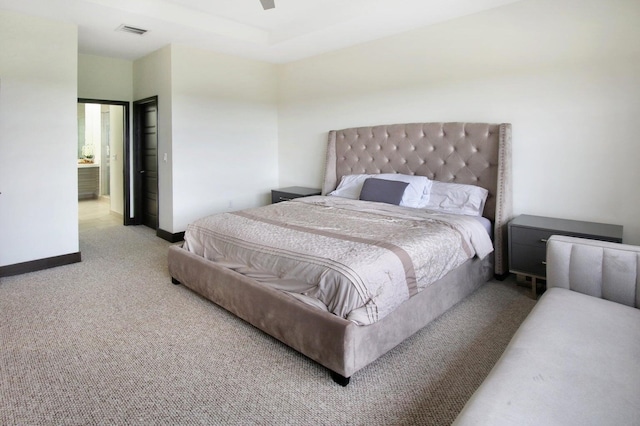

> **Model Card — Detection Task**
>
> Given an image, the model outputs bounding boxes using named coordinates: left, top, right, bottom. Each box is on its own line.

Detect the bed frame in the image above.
left=168, top=122, right=512, bottom=385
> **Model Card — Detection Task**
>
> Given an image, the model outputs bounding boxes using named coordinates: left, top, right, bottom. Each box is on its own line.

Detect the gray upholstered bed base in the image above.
left=168, top=244, right=493, bottom=383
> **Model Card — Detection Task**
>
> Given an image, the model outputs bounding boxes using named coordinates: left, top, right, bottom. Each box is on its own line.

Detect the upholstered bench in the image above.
left=453, top=235, right=640, bottom=425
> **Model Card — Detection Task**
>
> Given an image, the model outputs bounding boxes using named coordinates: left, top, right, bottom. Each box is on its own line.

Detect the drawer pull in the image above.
left=542, top=261, right=547, bottom=265
left=540, top=238, right=548, bottom=243
left=279, top=197, right=292, bottom=202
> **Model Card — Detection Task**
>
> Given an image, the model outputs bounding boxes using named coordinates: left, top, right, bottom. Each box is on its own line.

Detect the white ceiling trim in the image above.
left=0, top=0, right=524, bottom=62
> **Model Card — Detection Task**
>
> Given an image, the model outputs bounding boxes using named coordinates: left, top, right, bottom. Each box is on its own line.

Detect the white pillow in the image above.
left=328, top=174, right=370, bottom=199
left=423, top=181, right=489, bottom=216
left=329, top=173, right=432, bottom=208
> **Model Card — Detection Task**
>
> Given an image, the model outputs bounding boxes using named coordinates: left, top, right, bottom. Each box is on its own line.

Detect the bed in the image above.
left=168, top=122, right=512, bottom=385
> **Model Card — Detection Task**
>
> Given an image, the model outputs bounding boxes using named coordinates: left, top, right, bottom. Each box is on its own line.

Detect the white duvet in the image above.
left=183, top=196, right=493, bottom=325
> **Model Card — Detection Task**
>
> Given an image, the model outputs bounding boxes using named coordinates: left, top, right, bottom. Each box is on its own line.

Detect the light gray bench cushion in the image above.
left=453, top=287, right=640, bottom=425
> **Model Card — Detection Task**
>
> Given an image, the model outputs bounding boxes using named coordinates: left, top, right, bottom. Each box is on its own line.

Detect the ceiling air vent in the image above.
left=116, top=25, right=148, bottom=36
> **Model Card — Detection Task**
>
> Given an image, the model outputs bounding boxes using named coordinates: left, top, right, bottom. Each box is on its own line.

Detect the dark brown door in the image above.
left=134, top=97, right=159, bottom=230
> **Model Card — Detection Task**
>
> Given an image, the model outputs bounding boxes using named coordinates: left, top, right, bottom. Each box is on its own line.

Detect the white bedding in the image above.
left=183, top=196, right=493, bottom=325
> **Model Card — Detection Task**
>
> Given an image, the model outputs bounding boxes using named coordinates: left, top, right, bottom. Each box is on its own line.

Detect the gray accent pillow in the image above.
left=359, top=178, right=409, bottom=205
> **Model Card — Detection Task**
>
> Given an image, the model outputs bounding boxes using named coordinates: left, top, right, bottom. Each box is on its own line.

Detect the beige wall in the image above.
left=78, top=54, right=133, bottom=102
left=0, top=10, right=79, bottom=266
left=132, top=45, right=279, bottom=233
left=133, top=46, right=174, bottom=231
left=277, top=0, right=640, bottom=243
left=169, top=45, right=279, bottom=231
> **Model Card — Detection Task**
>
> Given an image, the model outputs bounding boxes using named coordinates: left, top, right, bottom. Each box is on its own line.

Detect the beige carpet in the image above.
left=0, top=223, right=535, bottom=425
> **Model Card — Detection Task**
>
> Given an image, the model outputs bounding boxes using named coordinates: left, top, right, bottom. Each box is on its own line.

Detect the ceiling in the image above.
left=0, top=0, right=521, bottom=63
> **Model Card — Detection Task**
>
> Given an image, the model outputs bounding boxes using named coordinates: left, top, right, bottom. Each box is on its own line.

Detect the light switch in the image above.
left=163, top=153, right=168, bottom=162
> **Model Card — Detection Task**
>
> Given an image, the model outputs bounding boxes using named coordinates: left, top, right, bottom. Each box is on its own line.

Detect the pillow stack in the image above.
left=329, top=173, right=488, bottom=216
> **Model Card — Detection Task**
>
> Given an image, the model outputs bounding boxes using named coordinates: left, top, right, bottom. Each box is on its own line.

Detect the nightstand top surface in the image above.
left=510, top=214, right=623, bottom=240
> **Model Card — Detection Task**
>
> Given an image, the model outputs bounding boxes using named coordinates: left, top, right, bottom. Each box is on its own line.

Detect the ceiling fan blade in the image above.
left=260, top=0, right=275, bottom=10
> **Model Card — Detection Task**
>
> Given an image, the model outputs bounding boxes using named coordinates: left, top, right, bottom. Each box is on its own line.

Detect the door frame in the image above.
left=132, top=96, right=159, bottom=227
left=77, top=98, right=131, bottom=224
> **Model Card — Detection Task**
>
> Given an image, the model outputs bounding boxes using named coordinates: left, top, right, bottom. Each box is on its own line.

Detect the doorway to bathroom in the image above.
left=77, top=99, right=130, bottom=231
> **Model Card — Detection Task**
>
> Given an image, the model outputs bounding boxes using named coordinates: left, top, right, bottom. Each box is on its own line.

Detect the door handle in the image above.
left=140, top=170, right=146, bottom=174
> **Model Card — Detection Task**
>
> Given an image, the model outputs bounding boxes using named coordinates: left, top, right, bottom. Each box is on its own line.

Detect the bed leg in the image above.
left=330, top=371, right=350, bottom=387
left=171, top=277, right=181, bottom=285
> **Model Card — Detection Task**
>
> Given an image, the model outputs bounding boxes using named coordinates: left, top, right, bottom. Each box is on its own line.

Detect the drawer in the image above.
left=510, top=226, right=555, bottom=248
left=510, top=243, right=547, bottom=277
left=271, top=191, right=298, bottom=204
left=271, top=187, right=321, bottom=204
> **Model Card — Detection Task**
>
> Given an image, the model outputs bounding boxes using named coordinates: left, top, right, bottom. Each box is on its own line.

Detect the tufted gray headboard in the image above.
left=322, top=122, right=513, bottom=275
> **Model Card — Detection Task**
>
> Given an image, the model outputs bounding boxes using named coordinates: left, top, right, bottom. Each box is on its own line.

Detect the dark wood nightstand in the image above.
left=508, top=214, right=623, bottom=298
left=271, top=186, right=321, bottom=204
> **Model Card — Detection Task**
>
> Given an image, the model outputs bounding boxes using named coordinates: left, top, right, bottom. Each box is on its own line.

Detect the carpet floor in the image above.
left=0, top=223, right=535, bottom=425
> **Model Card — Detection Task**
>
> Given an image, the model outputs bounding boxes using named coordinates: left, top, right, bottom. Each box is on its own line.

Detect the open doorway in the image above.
left=77, top=99, right=130, bottom=230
